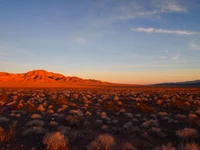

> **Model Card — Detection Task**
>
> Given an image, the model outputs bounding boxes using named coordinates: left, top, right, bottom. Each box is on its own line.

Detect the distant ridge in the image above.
left=153, top=80, right=200, bottom=87
left=0, top=70, right=109, bottom=84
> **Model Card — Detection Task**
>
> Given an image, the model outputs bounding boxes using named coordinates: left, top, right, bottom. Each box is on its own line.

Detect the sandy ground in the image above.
left=0, top=82, right=140, bottom=88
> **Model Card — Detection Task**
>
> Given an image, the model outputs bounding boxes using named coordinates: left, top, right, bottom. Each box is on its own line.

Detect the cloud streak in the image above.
left=189, top=41, right=200, bottom=51
left=131, top=28, right=200, bottom=35
left=96, top=0, right=188, bottom=22
left=152, top=0, right=187, bottom=13
left=72, top=36, right=87, bottom=45
left=172, top=51, right=180, bottom=60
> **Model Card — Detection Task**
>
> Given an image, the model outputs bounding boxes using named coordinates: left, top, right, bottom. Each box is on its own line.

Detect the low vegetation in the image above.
left=0, top=87, right=200, bottom=149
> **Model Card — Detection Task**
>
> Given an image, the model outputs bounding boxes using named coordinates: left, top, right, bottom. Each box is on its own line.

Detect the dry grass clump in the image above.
left=31, top=113, right=42, bottom=119
left=26, top=120, right=45, bottom=127
left=0, top=94, right=8, bottom=108
left=22, top=126, right=46, bottom=136
left=87, top=134, right=115, bottom=150
left=195, top=108, right=200, bottom=115
left=21, top=103, right=36, bottom=112
left=0, top=94, right=8, bottom=102
left=0, top=116, right=9, bottom=123
left=66, top=115, right=82, bottom=126
left=175, top=128, right=198, bottom=139
left=69, top=109, right=83, bottom=117
left=171, top=99, right=191, bottom=111
left=104, top=101, right=118, bottom=110
left=154, top=143, right=175, bottom=150
left=136, top=103, right=156, bottom=113
left=188, top=113, right=198, bottom=120
left=54, top=97, right=68, bottom=105
left=175, top=114, right=187, bottom=120
left=37, top=104, right=46, bottom=112
left=100, top=112, right=107, bottom=119
left=121, top=142, right=137, bottom=150
left=43, top=131, right=69, bottom=150
left=141, top=119, right=159, bottom=128
left=178, top=143, right=200, bottom=150
left=124, top=113, right=134, bottom=118
left=0, top=122, right=16, bottom=142
left=65, top=129, right=83, bottom=144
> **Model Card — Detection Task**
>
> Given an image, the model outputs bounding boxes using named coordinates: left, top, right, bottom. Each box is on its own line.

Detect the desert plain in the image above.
left=0, top=70, right=200, bottom=150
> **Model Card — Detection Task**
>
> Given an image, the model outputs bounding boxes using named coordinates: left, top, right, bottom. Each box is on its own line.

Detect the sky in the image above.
left=0, top=0, right=200, bottom=84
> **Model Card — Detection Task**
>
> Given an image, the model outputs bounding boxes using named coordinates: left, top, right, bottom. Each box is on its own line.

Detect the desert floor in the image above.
left=0, top=84, right=200, bottom=150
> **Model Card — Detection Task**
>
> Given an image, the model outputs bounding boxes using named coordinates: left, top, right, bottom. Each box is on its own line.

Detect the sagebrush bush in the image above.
left=0, top=122, right=16, bottom=142
left=66, top=115, right=82, bottom=126
left=31, top=113, right=42, bottom=119
left=26, top=120, right=45, bottom=127
left=21, top=103, right=36, bottom=112
left=0, top=94, right=8, bottom=102
left=121, top=142, right=137, bottom=150
left=22, top=126, right=46, bottom=136
left=154, top=143, right=175, bottom=150
left=136, top=103, right=156, bottom=113
left=176, top=128, right=198, bottom=139
left=43, top=131, right=69, bottom=150
left=87, top=134, right=115, bottom=150
left=178, top=143, right=200, bottom=150
left=0, top=116, right=9, bottom=123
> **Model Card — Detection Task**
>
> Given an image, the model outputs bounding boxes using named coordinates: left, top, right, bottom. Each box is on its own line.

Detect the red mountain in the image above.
left=0, top=70, right=107, bottom=84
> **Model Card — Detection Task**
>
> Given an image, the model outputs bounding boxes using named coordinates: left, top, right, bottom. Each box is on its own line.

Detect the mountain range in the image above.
left=0, top=70, right=107, bottom=84
left=154, top=80, right=200, bottom=87
left=0, top=70, right=199, bottom=87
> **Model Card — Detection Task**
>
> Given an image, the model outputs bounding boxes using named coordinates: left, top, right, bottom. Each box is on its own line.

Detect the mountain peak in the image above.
left=27, top=69, right=48, bottom=73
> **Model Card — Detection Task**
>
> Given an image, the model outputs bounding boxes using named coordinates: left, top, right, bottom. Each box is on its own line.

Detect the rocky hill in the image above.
left=0, top=70, right=107, bottom=84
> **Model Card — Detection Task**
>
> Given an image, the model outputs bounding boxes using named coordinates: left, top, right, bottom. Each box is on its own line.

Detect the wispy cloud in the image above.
left=172, top=51, right=180, bottom=60
left=189, top=40, right=200, bottom=51
left=95, top=0, right=188, bottom=23
left=160, top=56, right=167, bottom=59
left=72, top=36, right=87, bottom=45
left=131, top=27, right=200, bottom=35
left=152, top=0, right=187, bottom=13
left=119, top=0, right=187, bottom=20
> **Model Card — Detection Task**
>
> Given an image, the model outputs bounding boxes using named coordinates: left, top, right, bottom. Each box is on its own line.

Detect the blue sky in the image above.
left=0, top=0, right=200, bottom=84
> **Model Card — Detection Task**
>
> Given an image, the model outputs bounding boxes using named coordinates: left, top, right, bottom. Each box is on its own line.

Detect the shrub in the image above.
left=37, top=104, right=45, bottom=112
left=54, top=98, right=68, bottom=105
left=87, top=134, right=115, bottom=150
left=154, top=143, right=175, bottom=150
left=121, top=142, right=137, bottom=150
left=0, top=122, right=16, bottom=142
left=65, top=129, right=83, bottom=144
left=136, top=103, right=156, bottom=113
left=22, top=126, right=46, bottom=136
left=104, top=101, right=118, bottom=110
left=171, top=100, right=191, bottom=111
left=26, top=120, right=45, bottom=127
left=31, top=114, right=42, bottom=119
left=21, top=103, right=36, bottom=112
left=178, top=143, right=200, bottom=150
left=176, top=128, right=198, bottom=139
left=66, top=115, right=82, bottom=126
left=0, top=94, right=8, bottom=102
left=0, top=116, right=9, bottom=123
left=43, top=131, right=69, bottom=150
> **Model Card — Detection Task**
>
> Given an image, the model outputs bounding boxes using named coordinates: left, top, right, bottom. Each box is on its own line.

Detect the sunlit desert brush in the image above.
left=0, top=122, right=16, bottom=142
left=0, top=88, right=200, bottom=149
left=43, top=131, right=69, bottom=150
